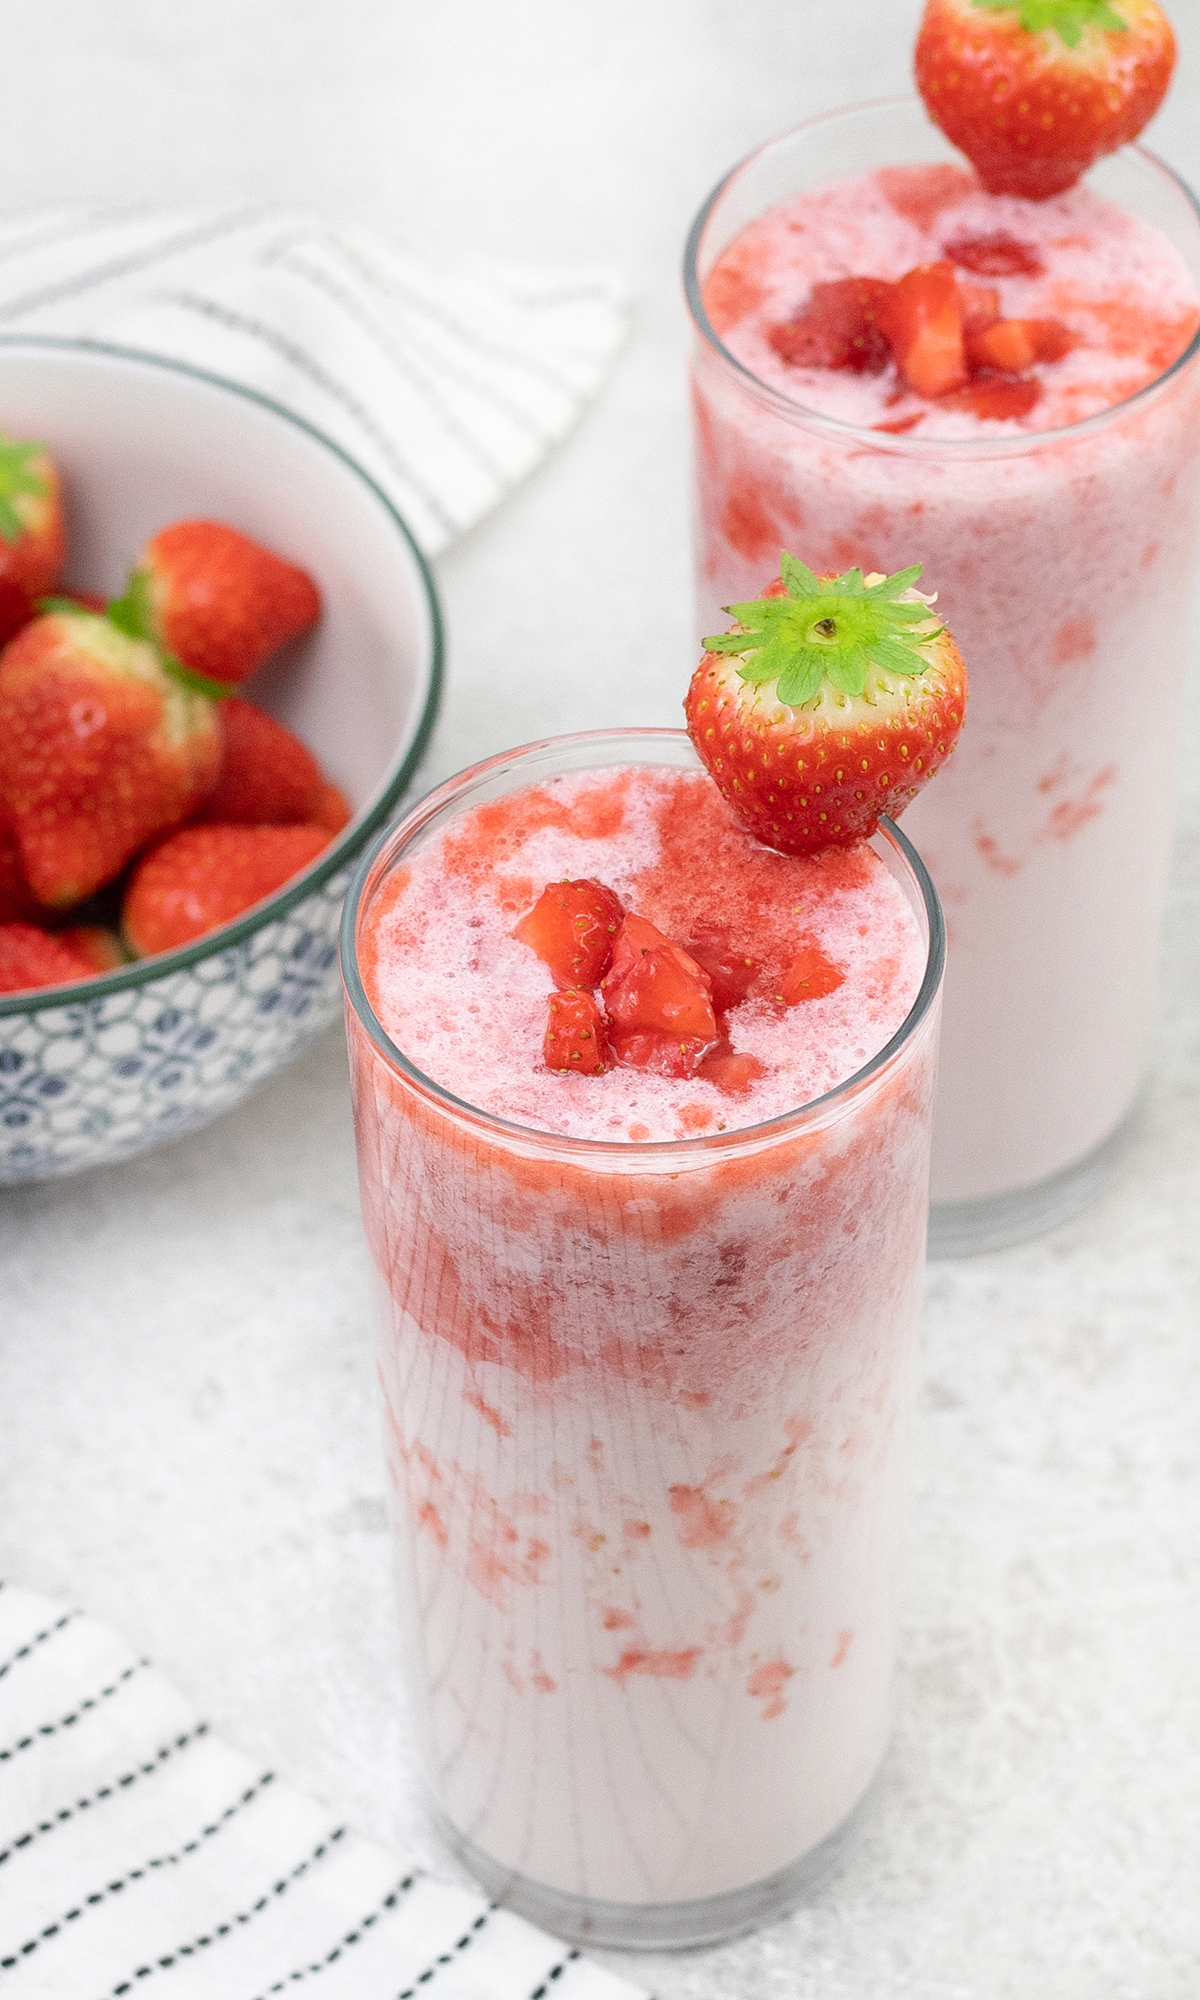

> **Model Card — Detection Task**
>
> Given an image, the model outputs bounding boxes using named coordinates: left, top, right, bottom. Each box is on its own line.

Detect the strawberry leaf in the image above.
left=703, top=555, right=942, bottom=710
left=106, top=568, right=156, bottom=642
left=0, top=434, right=48, bottom=546
left=972, top=0, right=1127, bottom=47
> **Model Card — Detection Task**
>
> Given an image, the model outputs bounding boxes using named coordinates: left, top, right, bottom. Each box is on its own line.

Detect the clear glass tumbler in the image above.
left=685, top=99, right=1200, bottom=1255
left=341, top=728, right=944, bottom=1949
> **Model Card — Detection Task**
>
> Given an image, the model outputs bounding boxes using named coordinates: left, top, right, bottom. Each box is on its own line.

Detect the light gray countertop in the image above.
left=3, top=4, right=1200, bottom=1995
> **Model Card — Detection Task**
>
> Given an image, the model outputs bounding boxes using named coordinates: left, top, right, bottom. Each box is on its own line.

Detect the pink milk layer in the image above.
left=364, top=765, right=925, bottom=1142
left=694, top=162, right=1200, bottom=1203
left=350, top=761, right=938, bottom=1907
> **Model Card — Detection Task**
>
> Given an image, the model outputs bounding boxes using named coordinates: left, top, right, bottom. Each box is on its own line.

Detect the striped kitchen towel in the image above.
left=0, top=1582, right=646, bottom=2000
left=0, top=209, right=629, bottom=556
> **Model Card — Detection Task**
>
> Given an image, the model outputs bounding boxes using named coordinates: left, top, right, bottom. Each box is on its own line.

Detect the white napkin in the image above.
left=0, top=209, right=629, bottom=555
left=0, top=1582, right=646, bottom=2000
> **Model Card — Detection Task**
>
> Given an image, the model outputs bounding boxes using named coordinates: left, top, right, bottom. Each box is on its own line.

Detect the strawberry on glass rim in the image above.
left=915, top=0, right=1176, bottom=201
left=685, top=554, right=967, bottom=855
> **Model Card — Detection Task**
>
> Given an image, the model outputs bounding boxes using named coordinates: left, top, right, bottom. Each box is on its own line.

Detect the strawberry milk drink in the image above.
left=342, top=729, right=943, bottom=1947
left=686, top=98, right=1200, bottom=1252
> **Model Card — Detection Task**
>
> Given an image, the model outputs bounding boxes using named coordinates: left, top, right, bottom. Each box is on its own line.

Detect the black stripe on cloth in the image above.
left=0, top=207, right=266, bottom=323
left=529, top=1949, right=582, bottom=1998
left=98, top=1825, right=347, bottom=1999
left=393, top=1906, right=493, bottom=1999
left=0, top=1772, right=276, bottom=1972
left=248, top=1873, right=419, bottom=1997
left=0, top=1659, right=146, bottom=1762
left=0, top=1608, right=77, bottom=1681
left=142, top=289, right=461, bottom=538
left=0, top=1723, right=210, bottom=1867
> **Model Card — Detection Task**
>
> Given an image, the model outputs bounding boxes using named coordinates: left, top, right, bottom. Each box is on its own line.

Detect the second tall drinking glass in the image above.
left=686, top=100, right=1200, bottom=1254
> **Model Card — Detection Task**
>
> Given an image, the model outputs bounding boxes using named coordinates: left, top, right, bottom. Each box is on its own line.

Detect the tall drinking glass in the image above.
left=686, top=100, right=1200, bottom=1255
left=341, top=729, right=944, bottom=1949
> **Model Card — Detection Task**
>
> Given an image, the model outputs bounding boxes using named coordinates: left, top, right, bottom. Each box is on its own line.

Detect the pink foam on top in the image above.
left=363, top=765, right=926, bottom=1142
left=705, top=164, right=1200, bottom=437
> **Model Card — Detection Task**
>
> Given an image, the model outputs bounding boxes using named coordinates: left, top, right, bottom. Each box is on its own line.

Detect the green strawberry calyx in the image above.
left=971, top=0, right=1127, bottom=49
left=107, top=568, right=231, bottom=701
left=703, top=555, right=943, bottom=708
left=0, top=433, right=49, bottom=546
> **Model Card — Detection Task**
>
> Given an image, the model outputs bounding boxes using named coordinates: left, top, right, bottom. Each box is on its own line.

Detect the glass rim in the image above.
left=682, top=93, right=1200, bottom=458
left=339, top=726, right=946, bottom=1163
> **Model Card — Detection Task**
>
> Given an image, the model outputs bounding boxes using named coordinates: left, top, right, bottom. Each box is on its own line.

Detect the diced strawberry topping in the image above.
left=877, top=262, right=967, bottom=399
left=543, top=987, right=613, bottom=1075
left=768, top=277, right=894, bottom=374
left=943, top=234, right=1045, bottom=279
left=685, top=921, right=759, bottom=1014
left=966, top=318, right=1075, bottom=375
left=601, top=913, right=718, bottom=1077
left=776, top=944, right=845, bottom=1005
left=957, top=280, right=1001, bottom=334
left=941, top=377, right=1043, bottom=422
left=695, top=1042, right=768, bottom=1096
left=0, top=921, right=93, bottom=993
left=514, top=878, right=625, bottom=988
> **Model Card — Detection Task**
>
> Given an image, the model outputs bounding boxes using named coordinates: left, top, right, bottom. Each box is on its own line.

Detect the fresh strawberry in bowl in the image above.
left=0, top=338, right=441, bottom=1183
left=685, top=554, right=967, bottom=854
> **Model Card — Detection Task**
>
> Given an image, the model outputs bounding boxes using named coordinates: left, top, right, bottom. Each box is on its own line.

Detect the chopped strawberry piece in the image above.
left=685, top=921, right=759, bottom=1014
left=777, top=944, right=845, bottom=1005
left=601, top=913, right=718, bottom=1077
left=543, top=987, right=613, bottom=1075
left=0, top=921, right=93, bottom=993
left=957, top=281, right=1001, bottom=334
left=942, top=377, right=1043, bottom=422
left=877, top=262, right=967, bottom=399
left=1026, top=319, right=1075, bottom=363
left=966, top=319, right=1041, bottom=375
left=695, top=1042, right=768, bottom=1096
left=943, top=234, right=1045, bottom=279
left=872, top=414, right=924, bottom=435
left=514, top=878, right=625, bottom=988
left=768, top=278, right=894, bottom=374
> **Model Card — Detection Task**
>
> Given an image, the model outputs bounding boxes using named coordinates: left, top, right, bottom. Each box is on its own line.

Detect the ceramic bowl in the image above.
left=0, top=337, right=442, bottom=1183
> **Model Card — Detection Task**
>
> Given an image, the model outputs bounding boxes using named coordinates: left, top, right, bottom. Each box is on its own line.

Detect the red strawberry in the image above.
left=57, top=924, right=128, bottom=973
left=916, top=0, right=1175, bottom=201
left=686, top=554, right=967, bottom=854
left=685, top=921, right=760, bottom=1014
left=877, top=262, right=968, bottom=399
left=957, top=280, right=1002, bottom=333
left=111, top=520, right=321, bottom=688
left=601, top=913, right=718, bottom=1077
left=309, top=781, right=352, bottom=835
left=0, top=610, right=221, bottom=908
left=944, top=233, right=1045, bottom=278
left=942, top=376, right=1043, bottom=418
left=122, top=822, right=329, bottom=956
left=543, top=987, right=614, bottom=1075
left=514, top=878, right=625, bottom=988
left=0, top=817, right=36, bottom=922
left=694, top=1043, right=768, bottom=1095
left=0, top=434, right=66, bottom=604
left=966, top=317, right=1074, bottom=371
left=776, top=943, right=846, bottom=1004
left=0, top=921, right=93, bottom=994
left=197, top=696, right=323, bottom=825
left=768, top=278, right=895, bottom=374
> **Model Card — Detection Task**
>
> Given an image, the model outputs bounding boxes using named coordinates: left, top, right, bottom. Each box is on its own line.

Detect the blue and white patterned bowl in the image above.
left=0, top=338, right=442, bottom=1182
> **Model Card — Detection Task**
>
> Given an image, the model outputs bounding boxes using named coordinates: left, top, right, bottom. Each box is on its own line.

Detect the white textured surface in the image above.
left=2, top=3, right=1200, bottom=1995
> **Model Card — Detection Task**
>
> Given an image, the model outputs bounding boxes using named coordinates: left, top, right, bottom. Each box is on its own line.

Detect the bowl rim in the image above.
left=0, top=332, right=445, bottom=1018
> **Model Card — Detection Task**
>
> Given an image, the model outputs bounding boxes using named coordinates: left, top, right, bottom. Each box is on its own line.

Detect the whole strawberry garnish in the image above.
left=685, top=555, right=967, bottom=854
left=0, top=921, right=93, bottom=994
left=0, top=610, right=221, bottom=907
left=122, top=822, right=330, bottom=956
left=196, top=695, right=325, bottom=825
left=111, top=521, right=321, bottom=688
left=0, top=433, right=66, bottom=607
left=915, top=0, right=1175, bottom=200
